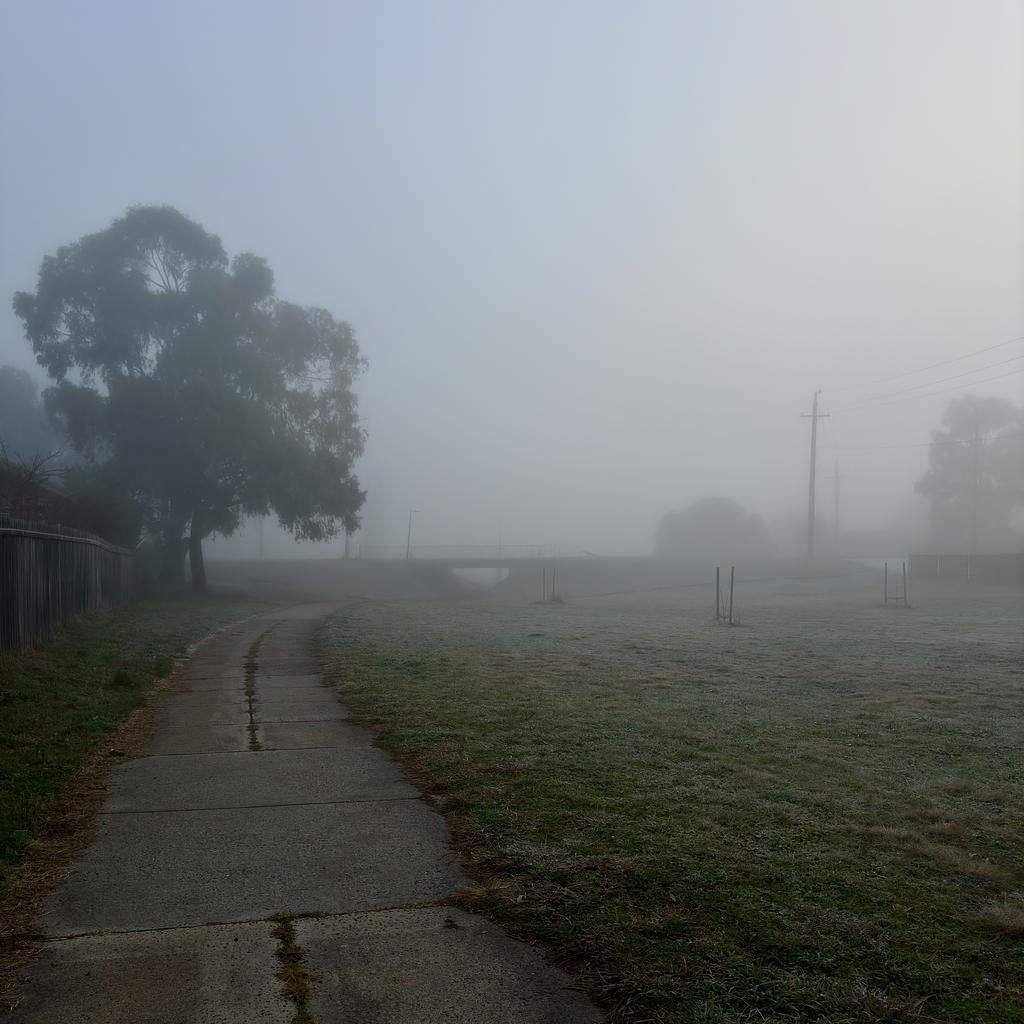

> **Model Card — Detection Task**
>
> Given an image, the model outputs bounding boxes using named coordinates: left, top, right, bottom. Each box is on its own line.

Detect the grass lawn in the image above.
left=0, top=588, right=267, bottom=897
left=320, top=581, right=1023, bottom=1023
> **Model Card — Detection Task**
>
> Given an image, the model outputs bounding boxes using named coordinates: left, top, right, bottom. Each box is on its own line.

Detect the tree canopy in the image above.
left=14, top=205, right=366, bottom=588
left=915, top=395, right=1023, bottom=552
left=654, top=497, right=774, bottom=562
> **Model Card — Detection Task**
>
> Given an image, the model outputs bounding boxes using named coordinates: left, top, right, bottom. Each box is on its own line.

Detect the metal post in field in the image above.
left=541, top=567, right=547, bottom=602
left=728, top=566, right=735, bottom=625
left=715, top=566, right=720, bottom=621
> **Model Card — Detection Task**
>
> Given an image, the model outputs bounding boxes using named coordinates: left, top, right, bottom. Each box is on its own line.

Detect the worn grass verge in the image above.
left=320, top=591, right=1023, bottom=1024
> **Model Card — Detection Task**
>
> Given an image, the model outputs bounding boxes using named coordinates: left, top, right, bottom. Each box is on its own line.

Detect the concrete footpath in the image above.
left=11, top=604, right=603, bottom=1023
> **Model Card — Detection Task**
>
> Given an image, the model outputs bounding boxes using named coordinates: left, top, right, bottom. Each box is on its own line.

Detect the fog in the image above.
left=2, top=0, right=1021, bottom=558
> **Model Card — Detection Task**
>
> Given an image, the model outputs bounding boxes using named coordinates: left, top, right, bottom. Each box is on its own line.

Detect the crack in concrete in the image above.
left=270, top=915, right=319, bottom=1023
left=28, top=899, right=460, bottom=943
left=138, top=744, right=345, bottom=759
left=100, top=795, right=420, bottom=815
left=244, top=627, right=276, bottom=751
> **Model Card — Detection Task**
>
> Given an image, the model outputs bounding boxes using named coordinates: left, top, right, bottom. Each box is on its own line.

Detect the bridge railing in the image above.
left=353, top=543, right=562, bottom=560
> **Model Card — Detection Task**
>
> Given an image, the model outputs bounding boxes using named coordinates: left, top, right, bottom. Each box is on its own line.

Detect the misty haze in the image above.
left=1, top=2, right=1021, bottom=1022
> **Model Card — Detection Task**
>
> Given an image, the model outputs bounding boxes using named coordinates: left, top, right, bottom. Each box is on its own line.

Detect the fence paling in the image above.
left=0, top=515, right=135, bottom=653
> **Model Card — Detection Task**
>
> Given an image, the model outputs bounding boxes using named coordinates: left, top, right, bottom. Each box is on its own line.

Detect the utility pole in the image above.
left=834, top=457, right=840, bottom=555
left=970, top=410, right=980, bottom=577
left=405, top=508, right=418, bottom=561
left=801, top=391, right=829, bottom=558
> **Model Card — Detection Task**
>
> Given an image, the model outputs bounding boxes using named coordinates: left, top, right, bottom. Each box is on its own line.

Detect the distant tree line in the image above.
left=653, top=395, right=1023, bottom=561
left=915, top=395, right=1023, bottom=553
left=654, top=496, right=774, bottom=562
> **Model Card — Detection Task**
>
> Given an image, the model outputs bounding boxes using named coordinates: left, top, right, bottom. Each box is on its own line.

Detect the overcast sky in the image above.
left=2, top=0, right=1021, bottom=555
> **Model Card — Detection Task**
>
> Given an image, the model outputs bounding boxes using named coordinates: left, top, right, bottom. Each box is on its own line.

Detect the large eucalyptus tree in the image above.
left=15, top=205, right=366, bottom=589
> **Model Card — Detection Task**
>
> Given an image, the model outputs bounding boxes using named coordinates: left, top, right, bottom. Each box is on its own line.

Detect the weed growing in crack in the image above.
left=271, top=915, right=319, bottom=1023
left=244, top=627, right=275, bottom=752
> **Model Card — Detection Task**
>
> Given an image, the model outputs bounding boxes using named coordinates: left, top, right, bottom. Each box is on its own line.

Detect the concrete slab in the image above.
left=192, top=637, right=258, bottom=650
left=253, top=696, right=348, bottom=722
left=254, top=687, right=328, bottom=700
left=257, top=720, right=359, bottom=749
left=182, top=677, right=326, bottom=694
left=298, top=907, right=603, bottom=1024
left=178, top=678, right=249, bottom=692
left=253, top=686, right=336, bottom=703
left=161, top=691, right=249, bottom=710
left=191, top=638, right=258, bottom=653
left=105, top=747, right=412, bottom=812
left=182, top=669, right=247, bottom=682
left=191, top=634, right=260, bottom=651
left=43, top=801, right=464, bottom=934
left=255, top=674, right=323, bottom=685
left=253, top=661, right=321, bottom=674
left=191, top=638, right=259, bottom=653
left=8, top=923, right=287, bottom=1024
left=147, top=723, right=250, bottom=755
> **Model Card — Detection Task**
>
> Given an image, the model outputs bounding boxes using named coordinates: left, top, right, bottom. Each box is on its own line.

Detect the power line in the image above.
left=830, top=354, right=1024, bottom=411
left=833, top=429, right=1024, bottom=453
left=824, top=335, right=1023, bottom=396
left=826, top=366, right=1024, bottom=415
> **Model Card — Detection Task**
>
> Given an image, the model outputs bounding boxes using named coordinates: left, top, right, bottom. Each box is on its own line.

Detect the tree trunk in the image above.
left=159, top=528, right=186, bottom=585
left=189, top=508, right=207, bottom=592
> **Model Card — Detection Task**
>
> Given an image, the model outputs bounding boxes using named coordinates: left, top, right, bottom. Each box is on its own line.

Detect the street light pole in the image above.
left=405, top=509, right=418, bottom=560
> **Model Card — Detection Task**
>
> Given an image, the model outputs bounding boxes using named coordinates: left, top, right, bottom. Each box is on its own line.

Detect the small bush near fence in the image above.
left=0, top=515, right=135, bottom=654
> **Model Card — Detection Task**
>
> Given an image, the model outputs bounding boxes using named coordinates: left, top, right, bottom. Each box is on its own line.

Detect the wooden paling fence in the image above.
left=0, top=514, right=135, bottom=654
